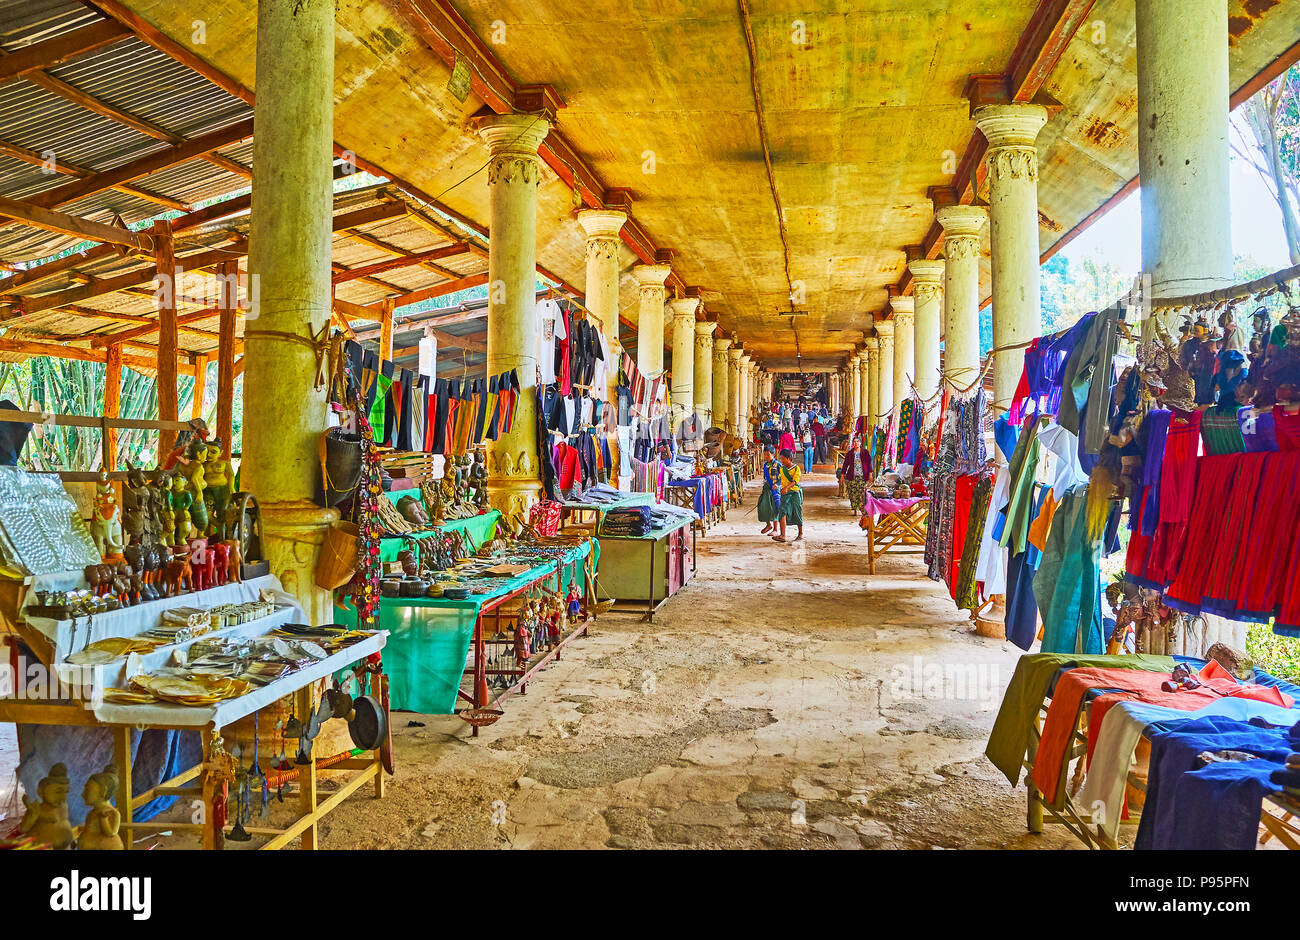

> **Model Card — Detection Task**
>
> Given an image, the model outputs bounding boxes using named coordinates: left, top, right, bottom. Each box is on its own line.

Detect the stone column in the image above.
left=633, top=264, right=671, bottom=379
left=890, top=296, right=915, bottom=413
left=693, top=321, right=716, bottom=425
left=712, top=336, right=732, bottom=431
left=860, top=346, right=875, bottom=423
left=577, top=207, right=626, bottom=451
left=728, top=345, right=743, bottom=437
left=876, top=322, right=895, bottom=424
left=976, top=103, right=1048, bottom=416
left=909, top=259, right=944, bottom=402
left=243, top=0, right=336, bottom=623
left=577, top=211, right=625, bottom=389
left=935, top=205, right=987, bottom=391
left=739, top=354, right=753, bottom=441
left=1135, top=0, right=1233, bottom=308
left=668, top=296, right=699, bottom=430
left=474, top=112, right=551, bottom=518
left=847, top=358, right=861, bottom=419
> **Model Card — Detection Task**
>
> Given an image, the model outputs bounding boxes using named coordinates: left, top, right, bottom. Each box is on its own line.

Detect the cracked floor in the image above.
left=318, top=471, right=1079, bottom=850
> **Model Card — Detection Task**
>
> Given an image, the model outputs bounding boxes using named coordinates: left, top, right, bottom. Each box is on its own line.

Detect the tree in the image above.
left=1231, top=64, right=1300, bottom=265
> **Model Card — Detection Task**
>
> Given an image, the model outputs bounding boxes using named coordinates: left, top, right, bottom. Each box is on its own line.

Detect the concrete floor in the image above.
left=318, top=471, right=1079, bottom=850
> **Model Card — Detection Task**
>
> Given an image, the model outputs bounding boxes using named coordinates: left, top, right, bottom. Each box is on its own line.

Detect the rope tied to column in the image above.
left=245, top=322, right=332, bottom=389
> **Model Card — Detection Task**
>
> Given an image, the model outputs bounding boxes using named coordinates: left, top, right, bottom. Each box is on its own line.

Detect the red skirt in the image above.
left=1165, top=455, right=1239, bottom=612
left=1236, top=450, right=1300, bottom=619
left=1199, top=452, right=1269, bottom=617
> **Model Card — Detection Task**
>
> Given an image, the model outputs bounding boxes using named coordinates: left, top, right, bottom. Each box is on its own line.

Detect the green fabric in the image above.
left=378, top=510, right=500, bottom=563
left=779, top=488, right=803, bottom=525
left=985, top=652, right=1176, bottom=787
left=369, top=374, right=392, bottom=432
left=999, top=416, right=1044, bottom=556
left=757, top=486, right=778, bottom=523
left=1035, top=487, right=1104, bottom=656
left=341, top=538, right=594, bottom=714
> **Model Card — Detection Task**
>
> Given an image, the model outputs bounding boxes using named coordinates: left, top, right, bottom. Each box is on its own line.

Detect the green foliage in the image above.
left=1246, top=622, right=1300, bottom=684
left=1040, top=253, right=1132, bottom=331
left=0, top=357, right=238, bottom=471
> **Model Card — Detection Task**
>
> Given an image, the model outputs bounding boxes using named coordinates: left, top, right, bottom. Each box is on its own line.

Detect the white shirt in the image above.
left=536, top=299, right=564, bottom=386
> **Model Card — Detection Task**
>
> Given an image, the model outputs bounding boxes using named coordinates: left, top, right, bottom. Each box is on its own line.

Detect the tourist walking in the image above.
left=757, top=444, right=782, bottom=535
left=772, top=448, right=804, bottom=543
left=800, top=423, right=814, bottom=473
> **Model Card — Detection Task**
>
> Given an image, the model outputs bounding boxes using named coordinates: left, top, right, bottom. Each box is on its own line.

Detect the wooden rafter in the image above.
left=21, top=119, right=254, bottom=212
left=3, top=29, right=253, bottom=184
left=0, top=194, right=151, bottom=250
left=331, top=244, right=470, bottom=284
left=0, top=137, right=190, bottom=212
left=0, top=337, right=196, bottom=375
left=5, top=240, right=244, bottom=317
left=0, top=21, right=130, bottom=83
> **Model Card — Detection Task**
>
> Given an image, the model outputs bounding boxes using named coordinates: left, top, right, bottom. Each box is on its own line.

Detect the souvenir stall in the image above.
left=343, top=523, right=597, bottom=737
left=595, top=501, right=697, bottom=623
left=328, top=339, right=601, bottom=736
left=0, top=419, right=389, bottom=851
left=983, top=265, right=1300, bottom=850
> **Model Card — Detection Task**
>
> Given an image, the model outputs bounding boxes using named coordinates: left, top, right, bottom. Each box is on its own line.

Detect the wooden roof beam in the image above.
left=23, top=119, right=255, bottom=211
left=0, top=337, right=196, bottom=375
left=0, top=21, right=130, bottom=83
left=331, top=244, right=471, bottom=284
left=0, top=137, right=190, bottom=212
left=7, top=241, right=244, bottom=317
left=0, top=194, right=152, bottom=250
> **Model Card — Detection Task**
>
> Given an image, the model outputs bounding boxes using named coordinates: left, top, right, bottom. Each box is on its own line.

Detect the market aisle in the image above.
left=320, top=473, right=1078, bottom=849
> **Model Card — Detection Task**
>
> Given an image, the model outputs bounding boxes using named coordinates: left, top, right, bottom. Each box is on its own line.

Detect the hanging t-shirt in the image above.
left=537, top=298, right=564, bottom=386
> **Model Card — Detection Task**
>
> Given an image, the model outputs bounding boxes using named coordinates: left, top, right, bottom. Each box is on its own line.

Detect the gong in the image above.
left=348, top=694, right=387, bottom=750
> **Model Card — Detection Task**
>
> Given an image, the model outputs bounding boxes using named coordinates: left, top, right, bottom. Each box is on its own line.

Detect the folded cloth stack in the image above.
left=602, top=506, right=652, bottom=537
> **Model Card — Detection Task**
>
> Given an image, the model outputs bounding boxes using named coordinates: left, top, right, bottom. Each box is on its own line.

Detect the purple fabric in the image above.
left=1240, top=406, right=1278, bottom=453
left=861, top=494, right=928, bottom=516
left=1026, top=313, right=1095, bottom=419
left=1139, top=408, right=1172, bottom=536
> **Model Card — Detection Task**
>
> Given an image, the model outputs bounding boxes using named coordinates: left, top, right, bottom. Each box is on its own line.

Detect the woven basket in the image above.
left=314, top=520, right=360, bottom=590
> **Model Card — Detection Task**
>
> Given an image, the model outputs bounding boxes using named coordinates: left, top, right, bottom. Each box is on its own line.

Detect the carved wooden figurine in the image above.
left=78, top=763, right=124, bottom=851
left=19, top=763, right=74, bottom=849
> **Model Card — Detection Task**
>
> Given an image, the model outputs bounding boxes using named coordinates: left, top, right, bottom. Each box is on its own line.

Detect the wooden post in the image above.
left=154, top=218, right=178, bottom=459
left=191, top=353, right=209, bottom=421
left=378, top=297, right=395, bottom=363
left=297, top=685, right=318, bottom=849
left=216, top=260, right=237, bottom=457
left=114, top=726, right=133, bottom=851
left=103, top=344, right=122, bottom=471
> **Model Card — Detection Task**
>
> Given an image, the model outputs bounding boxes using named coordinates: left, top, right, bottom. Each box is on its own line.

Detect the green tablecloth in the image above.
left=378, top=510, right=500, bottom=563
left=341, top=538, right=597, bottom=715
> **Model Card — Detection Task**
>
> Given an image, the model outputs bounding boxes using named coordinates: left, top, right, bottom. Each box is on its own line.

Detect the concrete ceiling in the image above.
left=112, top=0, right=1300, bottom=372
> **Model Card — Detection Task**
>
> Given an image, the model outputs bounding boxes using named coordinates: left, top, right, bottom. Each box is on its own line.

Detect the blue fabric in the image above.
left=993, top=416, right=1019, bottom=464
left=1004, top=548, right=1039, bottom=652
left=1135, top=714, right=1294, bottom=850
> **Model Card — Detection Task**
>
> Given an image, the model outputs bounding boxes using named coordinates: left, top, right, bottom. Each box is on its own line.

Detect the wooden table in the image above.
left=860, top=496, right=929, bottom=574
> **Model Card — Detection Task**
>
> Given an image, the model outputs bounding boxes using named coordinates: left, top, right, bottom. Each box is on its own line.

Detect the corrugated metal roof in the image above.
left=0, top=0, right=491, bottom=366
